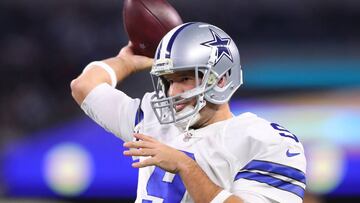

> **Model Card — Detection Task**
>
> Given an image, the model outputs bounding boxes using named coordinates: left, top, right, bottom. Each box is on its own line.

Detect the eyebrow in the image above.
left=163, top=71, right=195, bottom=79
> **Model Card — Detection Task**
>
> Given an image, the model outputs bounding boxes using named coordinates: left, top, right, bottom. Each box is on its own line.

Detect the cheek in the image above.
left=184, top=81, right=197, bottom=90
left=184, top=86, right=194, bottom=92
left=167, top=80, right=197, bottom=97
left=167, top=86, right=175, bottom=96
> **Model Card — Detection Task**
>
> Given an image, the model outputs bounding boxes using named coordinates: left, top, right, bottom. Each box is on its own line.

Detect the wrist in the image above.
left=177, top=152, right=196, bottom=175
left=102, top=57, right=136, bottom=82
left=211, top=190, right=232, bottom=203
left=116, top=56, right=138, bottom=74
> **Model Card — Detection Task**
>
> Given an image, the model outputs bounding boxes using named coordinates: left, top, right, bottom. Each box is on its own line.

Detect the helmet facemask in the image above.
left=150, top=65, right=219, bottom=129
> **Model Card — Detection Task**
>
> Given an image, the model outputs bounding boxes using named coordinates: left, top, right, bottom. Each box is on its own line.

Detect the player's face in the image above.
left=162, top=70, right=199, bottom=112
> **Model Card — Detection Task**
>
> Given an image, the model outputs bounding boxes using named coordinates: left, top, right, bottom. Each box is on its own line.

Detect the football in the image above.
left=123, top=0, right=183, bottom=57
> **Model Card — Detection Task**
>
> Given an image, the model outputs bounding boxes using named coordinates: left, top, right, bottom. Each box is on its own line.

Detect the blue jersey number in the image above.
left=143, top=151, right=195, bottom=203
left=270, top=123, right=299, bottom=143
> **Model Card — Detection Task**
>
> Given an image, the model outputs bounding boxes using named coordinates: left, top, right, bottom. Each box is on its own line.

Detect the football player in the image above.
left=71, top=22, right=306, bottom=203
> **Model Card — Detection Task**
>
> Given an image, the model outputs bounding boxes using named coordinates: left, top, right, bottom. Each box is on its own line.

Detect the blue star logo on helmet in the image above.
left=201, top=29, right=233, bottom=65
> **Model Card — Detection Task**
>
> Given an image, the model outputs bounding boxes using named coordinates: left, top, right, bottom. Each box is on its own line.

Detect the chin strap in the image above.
left=174, top=106, right=199, bottom=131
left=184, top=110, right=200, bottom=132
left=174, top=95, right=206, bottom=132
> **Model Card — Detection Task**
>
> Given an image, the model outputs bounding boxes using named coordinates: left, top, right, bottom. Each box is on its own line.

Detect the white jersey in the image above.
left=81, top=84, right=306, bottom=203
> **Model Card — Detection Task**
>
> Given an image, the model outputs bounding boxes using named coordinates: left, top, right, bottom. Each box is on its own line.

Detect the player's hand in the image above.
left=123, top=133, right=193, bottom=173
left=117, top=41, right=153, bottom=73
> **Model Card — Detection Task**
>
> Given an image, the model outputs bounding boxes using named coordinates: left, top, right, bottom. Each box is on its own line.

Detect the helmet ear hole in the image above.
left=217, top=74, right=228, bottom=88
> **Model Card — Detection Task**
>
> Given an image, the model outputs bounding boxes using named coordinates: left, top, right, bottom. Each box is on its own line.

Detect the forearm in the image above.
left=104, top=57, right=136, bottom=82
left=178, top=157, right=220, bottom=202
left=70, top=41, right=153, bottom=105
left=178, top=156, right=243, bottom=203
left=70, top=57, right=133, bottom=105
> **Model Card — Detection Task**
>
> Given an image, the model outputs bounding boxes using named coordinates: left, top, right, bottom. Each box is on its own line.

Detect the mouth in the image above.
left=174, top=103, right=187, bottom=112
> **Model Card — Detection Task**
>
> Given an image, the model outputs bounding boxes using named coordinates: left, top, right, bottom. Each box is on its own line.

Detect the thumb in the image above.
left=118, top=41, right=134, bottom=57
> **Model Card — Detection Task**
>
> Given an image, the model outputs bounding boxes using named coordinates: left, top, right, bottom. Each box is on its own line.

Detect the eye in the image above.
left=181, top=77, right=191, bottom=82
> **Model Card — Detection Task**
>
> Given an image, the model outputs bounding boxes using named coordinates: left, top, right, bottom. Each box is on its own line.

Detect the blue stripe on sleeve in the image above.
left=241, top=160, right=306, bottom=184
left=235, top=171, right=305, bottom=199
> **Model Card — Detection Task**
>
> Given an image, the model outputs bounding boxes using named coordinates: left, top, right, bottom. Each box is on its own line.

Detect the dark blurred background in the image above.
left=1, top=0, right=359, bottom=202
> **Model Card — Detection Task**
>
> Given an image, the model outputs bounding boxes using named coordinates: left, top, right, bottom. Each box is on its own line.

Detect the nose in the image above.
left=168, top=82, right=183, bottom=97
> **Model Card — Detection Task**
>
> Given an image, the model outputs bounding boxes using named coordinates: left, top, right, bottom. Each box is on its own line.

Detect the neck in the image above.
left=193, top=103, right=233, bottom=129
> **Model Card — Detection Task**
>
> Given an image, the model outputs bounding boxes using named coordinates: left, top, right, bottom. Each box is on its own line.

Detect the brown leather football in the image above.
left=123, top=0, right=183, bottom=57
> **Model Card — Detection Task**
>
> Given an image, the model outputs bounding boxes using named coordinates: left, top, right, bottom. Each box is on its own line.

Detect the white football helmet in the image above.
left=150, top=22, right=243, bottom=128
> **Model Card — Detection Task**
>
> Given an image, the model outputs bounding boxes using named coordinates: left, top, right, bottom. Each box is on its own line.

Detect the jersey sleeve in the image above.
left=227, top=116, right=306, bottom=203
left=80, top=83, right=141, bottom=142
